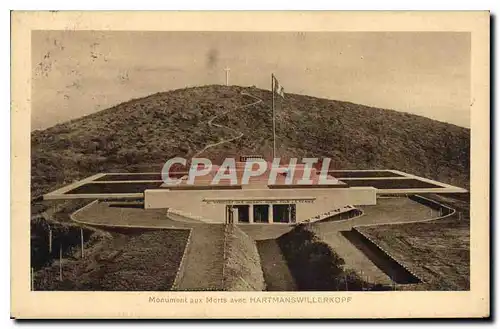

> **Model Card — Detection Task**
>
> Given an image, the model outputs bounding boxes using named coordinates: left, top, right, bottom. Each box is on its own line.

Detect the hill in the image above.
left=31, top=85, right=470, bottom=198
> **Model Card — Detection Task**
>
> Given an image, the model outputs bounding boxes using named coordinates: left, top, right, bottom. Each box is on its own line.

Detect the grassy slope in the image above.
left=358, top=219, right=469, bottom=290
left=223, top=225, right=266, bottom=291
left=31, top=85, right=470, bottom=198
left=35, top=229, right=190, bottom=291
left=355, top=193, right=470, bottom=290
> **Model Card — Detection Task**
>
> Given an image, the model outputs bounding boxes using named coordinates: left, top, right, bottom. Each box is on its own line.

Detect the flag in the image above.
left=279, top=86, right=285, bottom=98
left=273, top=75, right=285, bottom=99
left=271, top=74, right=285, bottom=159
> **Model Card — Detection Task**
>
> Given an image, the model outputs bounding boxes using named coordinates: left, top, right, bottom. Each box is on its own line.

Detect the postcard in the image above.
left=11, top=11, right=490, bottom=319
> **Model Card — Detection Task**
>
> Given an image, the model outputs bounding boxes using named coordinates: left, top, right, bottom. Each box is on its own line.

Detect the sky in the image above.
left=31, top=31, right=471, bottom=130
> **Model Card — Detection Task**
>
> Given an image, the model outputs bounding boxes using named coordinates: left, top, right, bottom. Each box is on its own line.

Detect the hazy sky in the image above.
left=32, top=31, right=470, bottom=130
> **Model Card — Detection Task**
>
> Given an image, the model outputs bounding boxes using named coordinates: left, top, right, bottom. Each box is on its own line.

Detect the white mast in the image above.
left=224, top=67, right=230, bottom=86
left=272, top=73, right=276, bottom=159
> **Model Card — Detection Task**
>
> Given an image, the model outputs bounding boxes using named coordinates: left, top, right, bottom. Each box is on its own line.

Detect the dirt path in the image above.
left=193, top=92, right=262, bottom=157
left=175, top=224, right=225, bottom=291
left=257, top=239, right=297, bottom=291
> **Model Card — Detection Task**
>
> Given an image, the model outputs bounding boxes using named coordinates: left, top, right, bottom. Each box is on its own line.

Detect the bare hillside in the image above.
left=31, top=85, right=470, bottom=198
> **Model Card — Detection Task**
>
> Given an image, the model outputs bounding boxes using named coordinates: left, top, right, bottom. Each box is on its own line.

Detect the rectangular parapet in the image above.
left=268, top=183, right=349, bottom=189
left=163, top=185, right=242, bottom=190
left=329, top=170, right=405, bottom=178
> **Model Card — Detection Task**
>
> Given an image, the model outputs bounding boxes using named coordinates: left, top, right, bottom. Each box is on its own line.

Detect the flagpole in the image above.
left=272, top=73, right=276, bottom=159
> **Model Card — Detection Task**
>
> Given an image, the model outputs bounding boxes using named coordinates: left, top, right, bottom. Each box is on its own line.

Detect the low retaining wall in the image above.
left=309, top=207, right=363, bottom=223
left=352, top=194, right=457, bottom=284
left=222, top=224, right=266, bottom=291
left=348, top=229, right=421, bottom=284
left=408, top=194, right=455, bottom=218
left=171, top=228, right=194, bottom=290
left=70, top=199, right=100, bottom=219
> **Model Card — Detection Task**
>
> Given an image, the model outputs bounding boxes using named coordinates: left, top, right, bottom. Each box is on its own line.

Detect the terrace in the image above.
left=43, top=169, right=467, bottom=201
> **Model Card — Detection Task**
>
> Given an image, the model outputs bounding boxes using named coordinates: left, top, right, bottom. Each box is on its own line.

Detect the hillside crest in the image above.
left=31, top=85, right=470, bottom=197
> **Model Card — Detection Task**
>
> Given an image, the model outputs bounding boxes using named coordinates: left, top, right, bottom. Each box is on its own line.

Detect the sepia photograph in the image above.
left=11, top=11, right=490, bottom=319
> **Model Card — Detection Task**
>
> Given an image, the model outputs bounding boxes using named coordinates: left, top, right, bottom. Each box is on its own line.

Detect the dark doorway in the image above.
left=253, top=205, right=269, bottom=223
left=273, top=204, right=296, bottom=223
left=234, top=205, right=250, bottom=223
